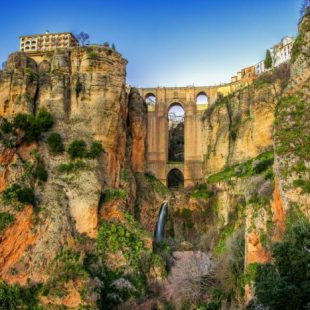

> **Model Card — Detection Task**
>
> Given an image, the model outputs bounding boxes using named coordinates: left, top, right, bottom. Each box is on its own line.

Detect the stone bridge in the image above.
left=139, top=83, right=244, bottom=187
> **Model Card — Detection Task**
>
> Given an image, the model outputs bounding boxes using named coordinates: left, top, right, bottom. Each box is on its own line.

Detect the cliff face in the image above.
left=274, top=15, right=310, bottom=215
left=0, top=47, right=150, bottom=296
left=202, top=69, right=288, bottom=175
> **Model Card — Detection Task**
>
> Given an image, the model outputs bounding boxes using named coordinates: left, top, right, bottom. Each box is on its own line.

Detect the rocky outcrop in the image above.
left=0, top=46, right=142, bottom=288
left=127, top=88, right=147, bottom=173
left=202, top=73, right=287, bottom=175
left=0, top=206, right=36, bottom=284
left=274, top=12, right=310, bottom=216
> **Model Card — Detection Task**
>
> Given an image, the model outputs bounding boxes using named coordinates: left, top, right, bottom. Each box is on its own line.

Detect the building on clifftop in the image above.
left=19, top=31, right=79, bottom=52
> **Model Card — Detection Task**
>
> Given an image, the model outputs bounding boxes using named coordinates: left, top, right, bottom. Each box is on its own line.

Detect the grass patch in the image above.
left=58, top=160, right=89, bottom=174
left=101, top=188, right=127, bottom=202
left=191, top=183, right=214, bottom=200
left=207, top=151, right=274, bottom=184
left=215, top=224, right=235, bottom=255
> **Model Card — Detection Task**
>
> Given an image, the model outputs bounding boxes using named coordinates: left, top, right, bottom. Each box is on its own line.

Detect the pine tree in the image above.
left=112, top=43, right=116, bottom=50
left=264, top=49, right=272, bottom=69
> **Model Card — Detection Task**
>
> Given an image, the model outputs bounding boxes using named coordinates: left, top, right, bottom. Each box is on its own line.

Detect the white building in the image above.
left=19, top=31, right=79, bottom=52
left=254, top=36, right=295, bottom=76
left=271, top=36, right=295, bottom=67
left=255, top=60, right=265, bottom=75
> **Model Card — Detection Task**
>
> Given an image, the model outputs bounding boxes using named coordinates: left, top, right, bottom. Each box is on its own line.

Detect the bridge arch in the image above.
left=167, top=168, right=184, bottom=188
left=168, top=103, right=185, bottom=163
left=145, top=93, right=156, bottom=105
left=196, top=91, right=209, bottom=105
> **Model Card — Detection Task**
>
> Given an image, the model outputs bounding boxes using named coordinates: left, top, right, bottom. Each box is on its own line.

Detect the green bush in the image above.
left=144, top=172, right=169, bottom=196
left=35, top=108, right=54, bottom=132
left=253, top=158, right=274, bottom=174
left=293, top=179, right=310, bottom=193
left=97, top=220, right=144, bottom=265
left=58, top=160, right=88, bottom=174
left=32, top=158, right=48, bottom=182
left=191, top=184, right=214, bottom=200
left=0, top=212, right=14, bottom=233
left=253, top=221, right=310, bottom=310
left=2, top=184, right=35, bottom=206
left=67, top=139, right=87, bottom=159
left=101, top=188, right=127, bottom=202
left=0, top=119, right=14, bottom=134
left=0, top=281, right=40, bottom=309
left=42, top=248, right=87, bottom=299
left=88, top=51, right=98, bottom=59
left=12, top=108, right=54, bottom=143
left=87, top=141, right=103, bottom=159
left=47, top=133, right=64, bottom=155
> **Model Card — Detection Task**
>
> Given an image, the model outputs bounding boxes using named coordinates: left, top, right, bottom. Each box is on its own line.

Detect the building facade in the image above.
left=19, top=32, right=79, bottom=52
left=271, top=36, right=295, bottom=67
left=255, top=60, right=265, bottom=75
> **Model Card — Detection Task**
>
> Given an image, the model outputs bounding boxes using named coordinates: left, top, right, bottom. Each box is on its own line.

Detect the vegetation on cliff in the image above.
left=248, top=220, right=310, bottom=310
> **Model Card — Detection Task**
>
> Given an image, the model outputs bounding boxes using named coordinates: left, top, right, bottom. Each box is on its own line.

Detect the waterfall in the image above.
left=154, top=201, right=168, bottom=244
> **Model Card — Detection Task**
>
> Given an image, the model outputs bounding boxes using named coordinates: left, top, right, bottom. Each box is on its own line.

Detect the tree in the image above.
left=76, top=32, right=90, bottom=46
left=264, top=50, right=272, bottom=69
left=253, top=221, right=310, bottom=310
left=300, top=0, right=310, bottom=17
left=112, top=43, right=116, bottom=50
left=67, top=139, right=87, bottom=159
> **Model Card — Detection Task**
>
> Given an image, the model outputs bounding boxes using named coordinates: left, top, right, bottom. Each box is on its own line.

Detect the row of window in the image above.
left=21, top=34, right=71, bottom=41
left=21, top=38, right=72, bottom=45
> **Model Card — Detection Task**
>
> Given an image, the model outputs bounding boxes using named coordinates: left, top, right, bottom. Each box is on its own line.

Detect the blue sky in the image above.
left=0, top=0, right=301, bottom=87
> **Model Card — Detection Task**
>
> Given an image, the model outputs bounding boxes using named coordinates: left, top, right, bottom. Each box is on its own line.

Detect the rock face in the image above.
left=202, top=79, right=284, bottom=175
left=0, top=46, right=149, bottom=293
left=274, top=14, right=310, bottom=215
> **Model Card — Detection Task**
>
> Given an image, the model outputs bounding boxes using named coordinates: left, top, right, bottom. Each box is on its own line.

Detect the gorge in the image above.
left=0, top=8, right=309, bottom=310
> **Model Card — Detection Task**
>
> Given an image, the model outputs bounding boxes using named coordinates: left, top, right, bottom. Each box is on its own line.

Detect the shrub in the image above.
left=101, top=188, right=127, bottom=202
left=67, top=139, right=87, bottom=159
left=88, top=51, right=98, bottom=59
left=98, top=220, right=144, bottom=260
left=2, top=184, right=35, bottom=206
left=32, top=158, right=48, bottom=182
left=191, top=184, right=214, bottom=200
left=35, top=108, right=54, bottom=132
left=253, top=221, right=310, bottom=310
left=97, top=220, right=148, bottom=306
left=253, top=158, right=274, bottom=174
left=214, top=228, right=245, bottom=305
left=293, top=179, right=310, bottom=193
left=87, top=141, right=103, bottom=159
left=0, top=119, right=13, bottom=134
left=163, top=251, right=214, bottom=307
left=0, top=281, right=40, bottom=309
left=58, top=160, right=88, bottom=174
left=0, top=212, right=14, bottom=233
left=12, top=108, right=54, bottom=143
left=42, top=248, right=87, bottom=298
left=47, top=133, right=64, bottom=155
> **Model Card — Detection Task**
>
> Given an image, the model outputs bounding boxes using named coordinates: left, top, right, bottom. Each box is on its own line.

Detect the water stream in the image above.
left=154, top=201, right=168, bottom=243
